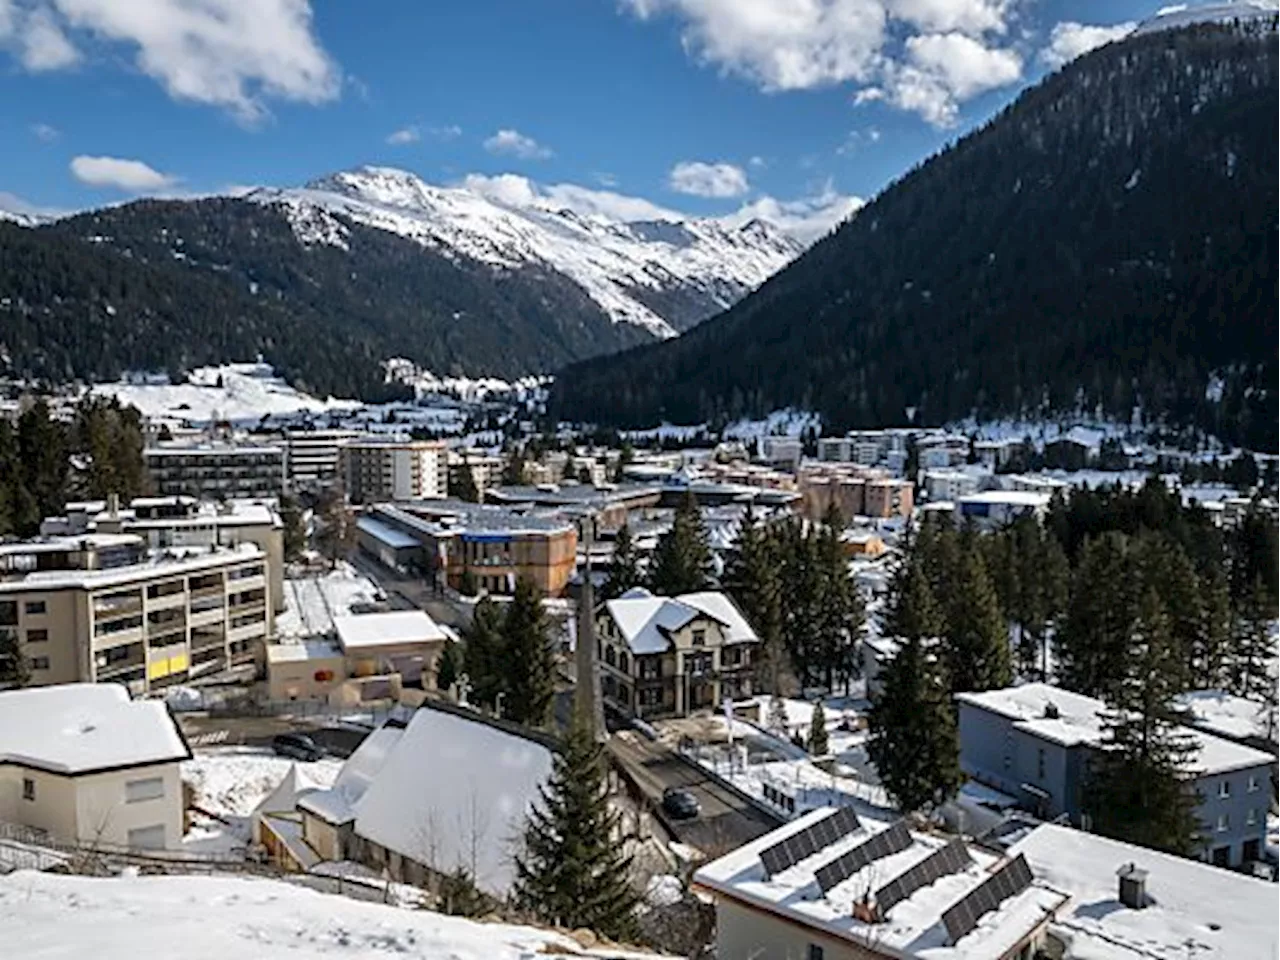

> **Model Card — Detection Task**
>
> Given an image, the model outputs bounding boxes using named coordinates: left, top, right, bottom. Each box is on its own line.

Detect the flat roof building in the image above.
left=345, top=438, right=447, bottom=503
left=145, top=441, right=285, bottom=500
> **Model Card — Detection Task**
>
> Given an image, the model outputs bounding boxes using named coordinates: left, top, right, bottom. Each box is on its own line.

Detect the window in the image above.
left=127, top=825, right=166, bottom=850
left=1037, top=748, right=1046, bottom=779
left=1216, top=813, right=1230, bottom=833
left=22, top=777, right=35, bottom=801
left=24, top=601, right=46, bottom=616
left=30, top=656, right=50, bottom=671
left=25, top=628, right=48, bottom=644
left=1218, top=780, right=1231, bottom=799
left=1246, top=808, right=1259, bottom=826
left=1247, top=774, right=1260, bottom=793
left=0, top=601, right=16, bottom=626
left=692, top=628, right=706, bottom=647
left=125, top=777, right=165, bottom=803
left=808, top=945, right=825, bottom=960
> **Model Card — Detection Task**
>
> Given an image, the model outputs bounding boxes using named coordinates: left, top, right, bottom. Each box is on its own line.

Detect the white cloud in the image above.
left=720, top=180, right=864, bottom=245
left=621, top=0, right=1024, bottom=126
left=861, top=32, right=1022, bottom=126
left=669, top=160, right=750, bottom=198
left=386, top=125, right=420, bottom=145
left=463, top=173, right=683, bottom=222
left=1040, top=21, right=1135, bottom=69
left=428, top=124, right=462, bottom=140
left=748, top=155, right=767, bottom=168
left=1, top=0, right=340, bottom=124
left=70, top=154, right=175, bottom=191
left=483, top=128, right=552, bottom=160
left=31, top=121, right=60, bottom=141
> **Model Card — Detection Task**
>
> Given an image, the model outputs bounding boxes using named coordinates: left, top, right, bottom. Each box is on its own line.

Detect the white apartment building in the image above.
left=0, top=535, right=271, bottom=695
left=283, top=429, right=368, bottom=490
left=345, top=439, right=447, bottom=503
left=145, top=441, right=286, bottom=499
left=0, top=683, right=189, bottom=850
left=922, top=469, right=980, bottom=502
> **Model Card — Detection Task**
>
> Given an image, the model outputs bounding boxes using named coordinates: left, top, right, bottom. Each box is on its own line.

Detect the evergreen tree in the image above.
left=1191, top=566, right=1232, bottom=690
left=814, top=507, right=866, bottom=691
left=648, top=491, right=712, bottom=595
left=602, top=523, right=642, bottom=600
left=1086, top=589, right=1202, bottom=856
left=724, top=516, right=786, bottom=693
left=0, top=628, right=30, bottom=689
left=501, top=577, right=556, bottom=727
left=808, top=700, right=829, bottom=756
left=450, top=461, right=480, bottom=503
left=458, top=568, right=479, bottom=597
left=463, top=597, right=505, bottom=710
left=866, top=634, right=961, bottom=813
left=502, top=447, right=527, bottom=486
left=883, top=552, right=945, bottom=643
left=437, top=639, right=459, bottom=693
left=1228, top=578, right=1276, bottom=703
left=437, top=866, right=489, bottom=918
left=279, top=494, right=307, bottom=562
left=313, top=487, right=353, bottom=569
left=766, top=694, right=789, bottom=736
left=514, top=713, right=639, bottom=942
left=1057, top=533, right=1136, bottom=700
left=942, top=550, right=1012, bottom=695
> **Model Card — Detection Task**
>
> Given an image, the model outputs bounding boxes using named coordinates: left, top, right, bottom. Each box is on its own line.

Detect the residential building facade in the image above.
left=145, top=441, right=286, bottom=499
left=957, top=683, right=1275, bottom=868
left=0, top=535, right=271, bottom=695
left=283, top=428, right=368, bottom=490
left=596, top=588, right=759, bottom=718
left=344, top=438, right=447, bottom=503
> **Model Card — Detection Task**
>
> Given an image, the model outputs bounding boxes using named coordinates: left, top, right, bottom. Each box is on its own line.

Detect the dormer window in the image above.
left=692, top=628, right=706, bottom=647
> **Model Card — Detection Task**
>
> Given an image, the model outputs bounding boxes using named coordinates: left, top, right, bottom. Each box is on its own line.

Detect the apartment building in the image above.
left=596, top=588, right=759, bottom=718
left=922, top=470, right=980, bottom=503
left=283, top=428, right=367, bottom=490
left=759, top=435, right=803, bottom=468
left=145, top=441, right=286, bottom=499
left=957, top=683, right=1274, bottom=868
left=359, top=502, right=578, bottom=596
left=345, top=438, right=447, bottom=503
left=798, top=464, right=914, bottom=521
left=0, top=535, right=271, bottom=696
left=0, top=684, right=189, bottom=850
left=954, top=490, right=1051, bottom=528
left=46, top=495, right=285, bottom=615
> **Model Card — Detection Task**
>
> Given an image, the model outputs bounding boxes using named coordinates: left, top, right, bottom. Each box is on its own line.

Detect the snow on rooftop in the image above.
left=0, top=684, right=188, bottom=774
left=693, top=807, right=1065, bottom=959
left=956, top=490, right=1052, bottom=507
left=603, top=588, right=758, bottom=655
left=299, top=722, right=406, bottom=826
left=1011, top=823, right=1279, bottom=960
left=3, top=542, right=264, bottom=592
left=355, top=515, right=421, bottom=550
left=958, top=684, right=1274, bottom=775
left=1175, top=689, right=1278, bottom=747
left=333, top=610, right=448, bottom=650
left=0, top=871, right=669, bottom=960
left=276, top=562, right=384, bottom=640
left=349, top=709, right=554, bottom=897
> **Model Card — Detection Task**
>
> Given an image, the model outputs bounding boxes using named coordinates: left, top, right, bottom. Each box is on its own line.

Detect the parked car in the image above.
left=662, top=787, right=700, bottom=820
left=271, top=732, right=324, bottom=762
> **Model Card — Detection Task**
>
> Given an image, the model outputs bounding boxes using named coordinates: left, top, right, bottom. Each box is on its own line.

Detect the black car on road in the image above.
left=662, top=787, right=700, bottom=820
left=271, top=732, right=324, bottom=762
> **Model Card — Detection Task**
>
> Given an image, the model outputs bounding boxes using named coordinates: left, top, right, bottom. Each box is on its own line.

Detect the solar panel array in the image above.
left=873, top=839, right=973, bottom=916
left=814, top=819, right=913, bottom=895
left=941, top=854, right=1035, bottom=945
left=758, top=807, right=862, bottom=878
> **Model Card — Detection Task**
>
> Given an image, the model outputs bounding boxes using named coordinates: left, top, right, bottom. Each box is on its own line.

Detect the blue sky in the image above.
left=0, top=0, right=1162, bottom=235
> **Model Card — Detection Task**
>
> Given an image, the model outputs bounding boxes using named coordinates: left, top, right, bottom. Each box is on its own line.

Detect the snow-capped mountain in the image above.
left=1133, top=0, right=1277, bottom=35
left=248, top=166, right=803, bottom=338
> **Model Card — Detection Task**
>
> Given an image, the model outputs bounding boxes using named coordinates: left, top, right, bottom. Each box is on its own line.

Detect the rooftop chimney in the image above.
left=1117, top=863, right=1148, bottom=909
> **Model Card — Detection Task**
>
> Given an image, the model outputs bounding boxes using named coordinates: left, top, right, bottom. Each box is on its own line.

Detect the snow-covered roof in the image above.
left=355, top=515, right=421, bottom=550
left=957, top=684, right=1273, bottom=775
left=0, top=871, right=674, bottom=960
left=265, top=639, right=344, bottom=663
left=333, top=610, right=448, bottom=651
left=0, top=684, right=188, bottom=774
left=602, top=588, right=759, bottom=655
left=693, top=806, right=1067, bottom=960
left=956, top=491, right=1052, bottom=508
left=1174, top=689, right=1278, bottom=748
left=1010, top=823, right=1278, bottom=960
left=350, top=708, right=555, bottom=897
left=298, top=721, right=405, bottom=825
left=0, top=542, right=265, bottom=592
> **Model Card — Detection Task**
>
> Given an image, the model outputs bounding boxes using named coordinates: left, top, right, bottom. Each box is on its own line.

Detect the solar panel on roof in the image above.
left=941, top=854, right=1034, bottom=945
left=757, top=807, right=864, bottom=878
left=874, top=839, right=973, bottom=916
left=814, top=819, right=913, bottom=895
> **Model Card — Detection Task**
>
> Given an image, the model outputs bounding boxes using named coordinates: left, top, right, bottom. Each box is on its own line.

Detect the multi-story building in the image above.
left=798, top=463, right=914, bottom=520
left=145, top=441, right=286, bottom=499
left=0, top=534, right=271, bottom=695
left=954, top=490, right=1051, bottom=528
left=957, top=683, right=1275, bottom=868
left=759, top=436, right=803, bottom=468
left=283, top=428, right=367, bottom=490
left=344, top=438, right=447, bottom=503
left=0, top=683, right=189, bottom=850
left=922, top=469, right=980, bottom=502
left=358, top=502, right=578, bottom=596
left=595, top=588, right=759, bottom=717
left=864, top=478, right=914, bottom=518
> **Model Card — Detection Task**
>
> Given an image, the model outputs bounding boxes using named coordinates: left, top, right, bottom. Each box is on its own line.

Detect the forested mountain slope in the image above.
left=550, top=21, right=1279, bottom=450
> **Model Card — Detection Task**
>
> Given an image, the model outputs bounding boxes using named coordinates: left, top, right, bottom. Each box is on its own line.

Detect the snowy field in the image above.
left=0, top=871, right=668, bottom=960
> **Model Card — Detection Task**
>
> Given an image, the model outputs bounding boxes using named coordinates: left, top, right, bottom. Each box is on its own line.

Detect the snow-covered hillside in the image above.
left=0, top=871, right=667, bottom=960
left=1133, top=0, right=1277, bottom=35
left=249, top=166, right=804, bottom=338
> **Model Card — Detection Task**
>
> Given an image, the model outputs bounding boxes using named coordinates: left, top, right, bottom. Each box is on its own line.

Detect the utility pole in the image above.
left=575, top=512, right=607, bottom=741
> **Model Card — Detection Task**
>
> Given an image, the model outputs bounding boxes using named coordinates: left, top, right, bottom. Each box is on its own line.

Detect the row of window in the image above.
left=23, top=775, right=164, bottom=804
left=1215, top=809, right=1264, bottom=832
left=1216, top=775, right=1263, bottom=799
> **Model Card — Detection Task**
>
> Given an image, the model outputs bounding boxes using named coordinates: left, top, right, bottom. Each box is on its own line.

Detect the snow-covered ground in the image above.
left=90, top=363, right=360, bottom=425
left=276, top=562, right=385, bottom=640
left=0, top=871, right=668, bottom=960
